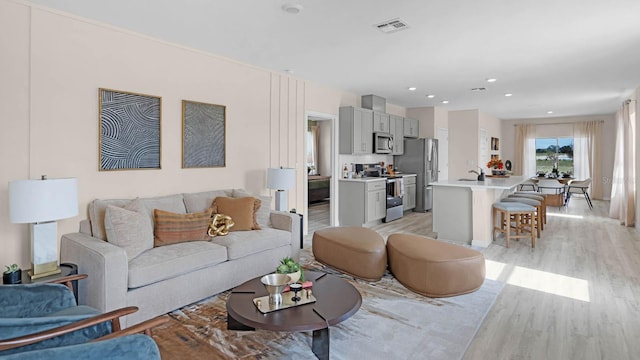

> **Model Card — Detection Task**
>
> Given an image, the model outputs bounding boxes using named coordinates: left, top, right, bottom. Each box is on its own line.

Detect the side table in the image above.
left=4, top=263, right=87, bottom=302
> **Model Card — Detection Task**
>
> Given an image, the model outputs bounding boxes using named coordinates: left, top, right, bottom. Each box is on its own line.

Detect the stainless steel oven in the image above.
left=383, top=177, right=404, bottom=222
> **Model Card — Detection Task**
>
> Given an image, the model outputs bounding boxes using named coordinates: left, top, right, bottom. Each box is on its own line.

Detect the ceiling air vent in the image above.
left=375, top=18, right=410, bottom=34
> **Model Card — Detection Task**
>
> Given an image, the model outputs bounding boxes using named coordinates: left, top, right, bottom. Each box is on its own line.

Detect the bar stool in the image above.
left=501, top=197, right=542, bottom=237
left=493, top=202, right=536, bottom=248
left=509, top=193, right=547, bottom=226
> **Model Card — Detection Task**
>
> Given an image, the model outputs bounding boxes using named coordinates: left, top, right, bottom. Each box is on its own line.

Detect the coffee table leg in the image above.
left=312, top=327, right=329, bottom=360
left=227, top=313, right=254, bottom=331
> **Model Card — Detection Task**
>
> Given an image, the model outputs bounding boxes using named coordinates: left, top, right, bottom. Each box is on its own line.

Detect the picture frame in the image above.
left=182, top=100, right=226, bottom=168
left=99, top=88, right=161, bottom=171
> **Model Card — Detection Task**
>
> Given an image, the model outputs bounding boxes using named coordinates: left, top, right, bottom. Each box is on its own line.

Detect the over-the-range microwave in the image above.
left=374, top=132, right=394, bottom=154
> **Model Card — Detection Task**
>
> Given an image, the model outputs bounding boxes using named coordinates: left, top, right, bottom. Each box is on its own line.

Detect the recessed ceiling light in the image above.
left=547, top=111, right=554, bottom=114
left=282, top=3, right=303, bottom=14
left=408, top=87, right=417, bottom=91
left=426, top=94, right=435, bottom=98
left=504, top=93, right=513, bottom=97
left=284, top=69, right=294, bottom=74
left=441, top=100, right=449, bottom=104
left=486, top=78, right=497, bottom=83
left=471, top=87, right=486, bottom=92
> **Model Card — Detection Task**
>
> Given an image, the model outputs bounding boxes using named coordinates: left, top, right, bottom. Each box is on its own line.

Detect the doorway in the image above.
left=304, top=111, right=337, bottom=239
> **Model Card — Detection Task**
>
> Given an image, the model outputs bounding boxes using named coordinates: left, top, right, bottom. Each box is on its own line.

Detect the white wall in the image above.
left=0, top=2, right=406, bottom=267
left=448, top=110, right=480, bottom=180
left=501, top=114, right=616, bottom=199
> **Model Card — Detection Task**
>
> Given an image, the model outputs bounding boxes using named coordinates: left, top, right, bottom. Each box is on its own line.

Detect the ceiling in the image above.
left=29, top=0, right=640, bottom=119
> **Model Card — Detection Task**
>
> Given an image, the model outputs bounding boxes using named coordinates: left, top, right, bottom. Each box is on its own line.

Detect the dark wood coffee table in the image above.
left=226, top=271, right=361, bottom=359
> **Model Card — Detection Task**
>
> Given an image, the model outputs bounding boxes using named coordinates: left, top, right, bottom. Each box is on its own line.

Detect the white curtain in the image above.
left=514, top=124, right=536, bottom=177
left=573, top=121, right=602, bottom=199
left=609, top=100, right=636, bottom=226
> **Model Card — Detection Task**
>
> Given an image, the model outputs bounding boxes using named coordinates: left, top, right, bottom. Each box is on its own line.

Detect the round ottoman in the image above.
left=312, top=227, right=387, bottom=281
left=387, top=234, right=485, bottom=297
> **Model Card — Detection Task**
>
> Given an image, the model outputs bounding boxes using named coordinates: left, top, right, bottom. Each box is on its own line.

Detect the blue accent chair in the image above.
left=0, top=283, right=164, bottom=358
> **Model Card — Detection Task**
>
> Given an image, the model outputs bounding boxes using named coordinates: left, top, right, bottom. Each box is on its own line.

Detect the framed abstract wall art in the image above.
left=99, top=88, right=161, bottom=171
left=182, top=100, right=226, bottom=168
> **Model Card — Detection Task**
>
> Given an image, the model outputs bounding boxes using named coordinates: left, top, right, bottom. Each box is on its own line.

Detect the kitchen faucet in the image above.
left=468, top=167, right=485, bottom=181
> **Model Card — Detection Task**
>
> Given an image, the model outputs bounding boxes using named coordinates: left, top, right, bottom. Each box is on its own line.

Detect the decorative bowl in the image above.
left=260, top=273, right=291, bottom=305
left=285, top=270, right=301, bottom=284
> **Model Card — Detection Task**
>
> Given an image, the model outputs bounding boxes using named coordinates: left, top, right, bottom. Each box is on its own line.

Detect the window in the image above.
left=535, top=137, right=573, bottom=174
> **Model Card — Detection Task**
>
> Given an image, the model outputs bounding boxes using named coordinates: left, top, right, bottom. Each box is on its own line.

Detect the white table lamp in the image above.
left=9, top=176, right=78, bottom=279
left=267, top=168, right=295, bottom=211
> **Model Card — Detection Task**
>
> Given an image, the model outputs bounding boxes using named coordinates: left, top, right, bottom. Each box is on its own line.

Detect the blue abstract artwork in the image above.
left=99, top=89, right=161, bottom=171
left=182, top=100, right=226, bottom=168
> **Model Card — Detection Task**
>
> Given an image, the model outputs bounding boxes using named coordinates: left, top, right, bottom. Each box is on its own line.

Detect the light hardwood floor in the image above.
left=306, top=195, right=640, bottom=359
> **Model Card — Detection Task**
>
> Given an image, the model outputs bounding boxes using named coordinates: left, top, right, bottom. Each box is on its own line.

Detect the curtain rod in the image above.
left=513, top=120, right=604, bottom=126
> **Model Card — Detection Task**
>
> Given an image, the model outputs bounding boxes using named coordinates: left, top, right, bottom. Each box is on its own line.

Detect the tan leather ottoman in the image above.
left=387, top=234, right=485, bottom=297
left=312, top=227, right=387, bottom=281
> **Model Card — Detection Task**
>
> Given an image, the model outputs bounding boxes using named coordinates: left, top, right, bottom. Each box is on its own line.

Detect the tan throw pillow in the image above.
left=211, top=197, right=261, bottom=231
left=154, top=208, right=213, bottom=247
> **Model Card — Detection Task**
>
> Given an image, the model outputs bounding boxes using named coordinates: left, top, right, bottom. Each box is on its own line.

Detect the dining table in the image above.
left=530, top=176, right=574, bottom=185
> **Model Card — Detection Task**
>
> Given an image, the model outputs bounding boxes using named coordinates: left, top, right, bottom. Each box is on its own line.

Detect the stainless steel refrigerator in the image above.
left=394, top=138, right=438, bottom=212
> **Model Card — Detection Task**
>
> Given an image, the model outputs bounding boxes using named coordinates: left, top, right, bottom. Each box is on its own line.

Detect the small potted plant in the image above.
left=3, top=264, right=22, bottom=284
left=276, top=257, right=304, bottom=283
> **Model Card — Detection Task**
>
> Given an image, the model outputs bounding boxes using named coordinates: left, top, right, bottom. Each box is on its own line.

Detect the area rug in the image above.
left=152, top=251, right=504, bottom=359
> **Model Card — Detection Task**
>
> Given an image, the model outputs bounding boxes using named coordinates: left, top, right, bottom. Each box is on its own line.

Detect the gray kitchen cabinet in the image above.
left=403, top=117, right=419, bottom=138
left=339, top=179, right=386, bottom=226
left=403, top=175, right=417, bottom=211
left=373, top=112, right=390, bottom=133
left=390, top=114, right=404, bottom=155
left=339, top=106, right=373, bottom=154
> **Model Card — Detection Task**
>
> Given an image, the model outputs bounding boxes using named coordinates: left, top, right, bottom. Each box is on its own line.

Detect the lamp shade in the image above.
left=9, top=177, right=78, bottom=223
left=267, top=168, right=295, bottom=190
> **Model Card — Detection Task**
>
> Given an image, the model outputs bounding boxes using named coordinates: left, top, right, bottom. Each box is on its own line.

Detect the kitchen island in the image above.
left=431, top=176, right=526, bottom=247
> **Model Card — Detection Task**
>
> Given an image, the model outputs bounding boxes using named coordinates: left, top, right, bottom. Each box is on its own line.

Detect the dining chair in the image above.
left=518, top=178, right=537, bottom=191
left=566, top=178, right=593, bottom=209
left=537, top=179, right=566, bottom=208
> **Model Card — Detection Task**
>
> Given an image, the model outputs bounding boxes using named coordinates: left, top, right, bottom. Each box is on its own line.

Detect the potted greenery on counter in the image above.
left=3, top=264, right=22, bottom=284
left=276, top=257, right=304, bottom=283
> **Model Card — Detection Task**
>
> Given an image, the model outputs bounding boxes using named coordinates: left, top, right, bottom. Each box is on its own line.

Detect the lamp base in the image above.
left=30, top=222, right=61, bottom=280
left=29, top=261, right=62, bottom=279
left=275, top=190, right=287, bottom=211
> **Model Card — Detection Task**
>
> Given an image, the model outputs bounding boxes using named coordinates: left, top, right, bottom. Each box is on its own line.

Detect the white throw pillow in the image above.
left=104, top=199, right=154, bottom=261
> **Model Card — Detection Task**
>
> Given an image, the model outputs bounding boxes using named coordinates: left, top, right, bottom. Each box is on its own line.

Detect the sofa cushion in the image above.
left=89, top=199, right=131, bottom=240
left=153, top=208, right=213, bottom=247
left=211, top=197, right=260, bottom=231
left=139, top=194, right=186, bottom=226
left=232, top=189, right=272, bottom=228
left=210, top=228, right=290, bottom=260
left=183, top=190, right=231, bottom=213
left=127, top=241, right=228, bottom=288
left=104, top=200, right=154, bottom=261
left=89, top=194, right=186, bottom=241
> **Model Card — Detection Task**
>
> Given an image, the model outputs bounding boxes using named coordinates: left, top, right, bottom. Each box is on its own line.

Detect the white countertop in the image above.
left=431, top=176, right=527, bottom=190
left=339, top=173, right=416, bottom=182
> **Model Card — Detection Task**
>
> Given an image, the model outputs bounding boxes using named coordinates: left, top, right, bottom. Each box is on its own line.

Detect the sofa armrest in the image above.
left=270, top=211, right=300, bottom=260
left=60, top=233, right=128, bottom=314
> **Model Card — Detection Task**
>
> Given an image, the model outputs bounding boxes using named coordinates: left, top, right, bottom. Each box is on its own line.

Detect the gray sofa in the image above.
left=61, top=189, right=299, bottom=327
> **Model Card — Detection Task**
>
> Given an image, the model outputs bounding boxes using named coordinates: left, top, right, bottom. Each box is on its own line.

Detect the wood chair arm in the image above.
left=0, top=306, right=138, bottom=352
left=47, top=274, right=88, bottom=293
left=93, top=315, right=170, bottom=341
